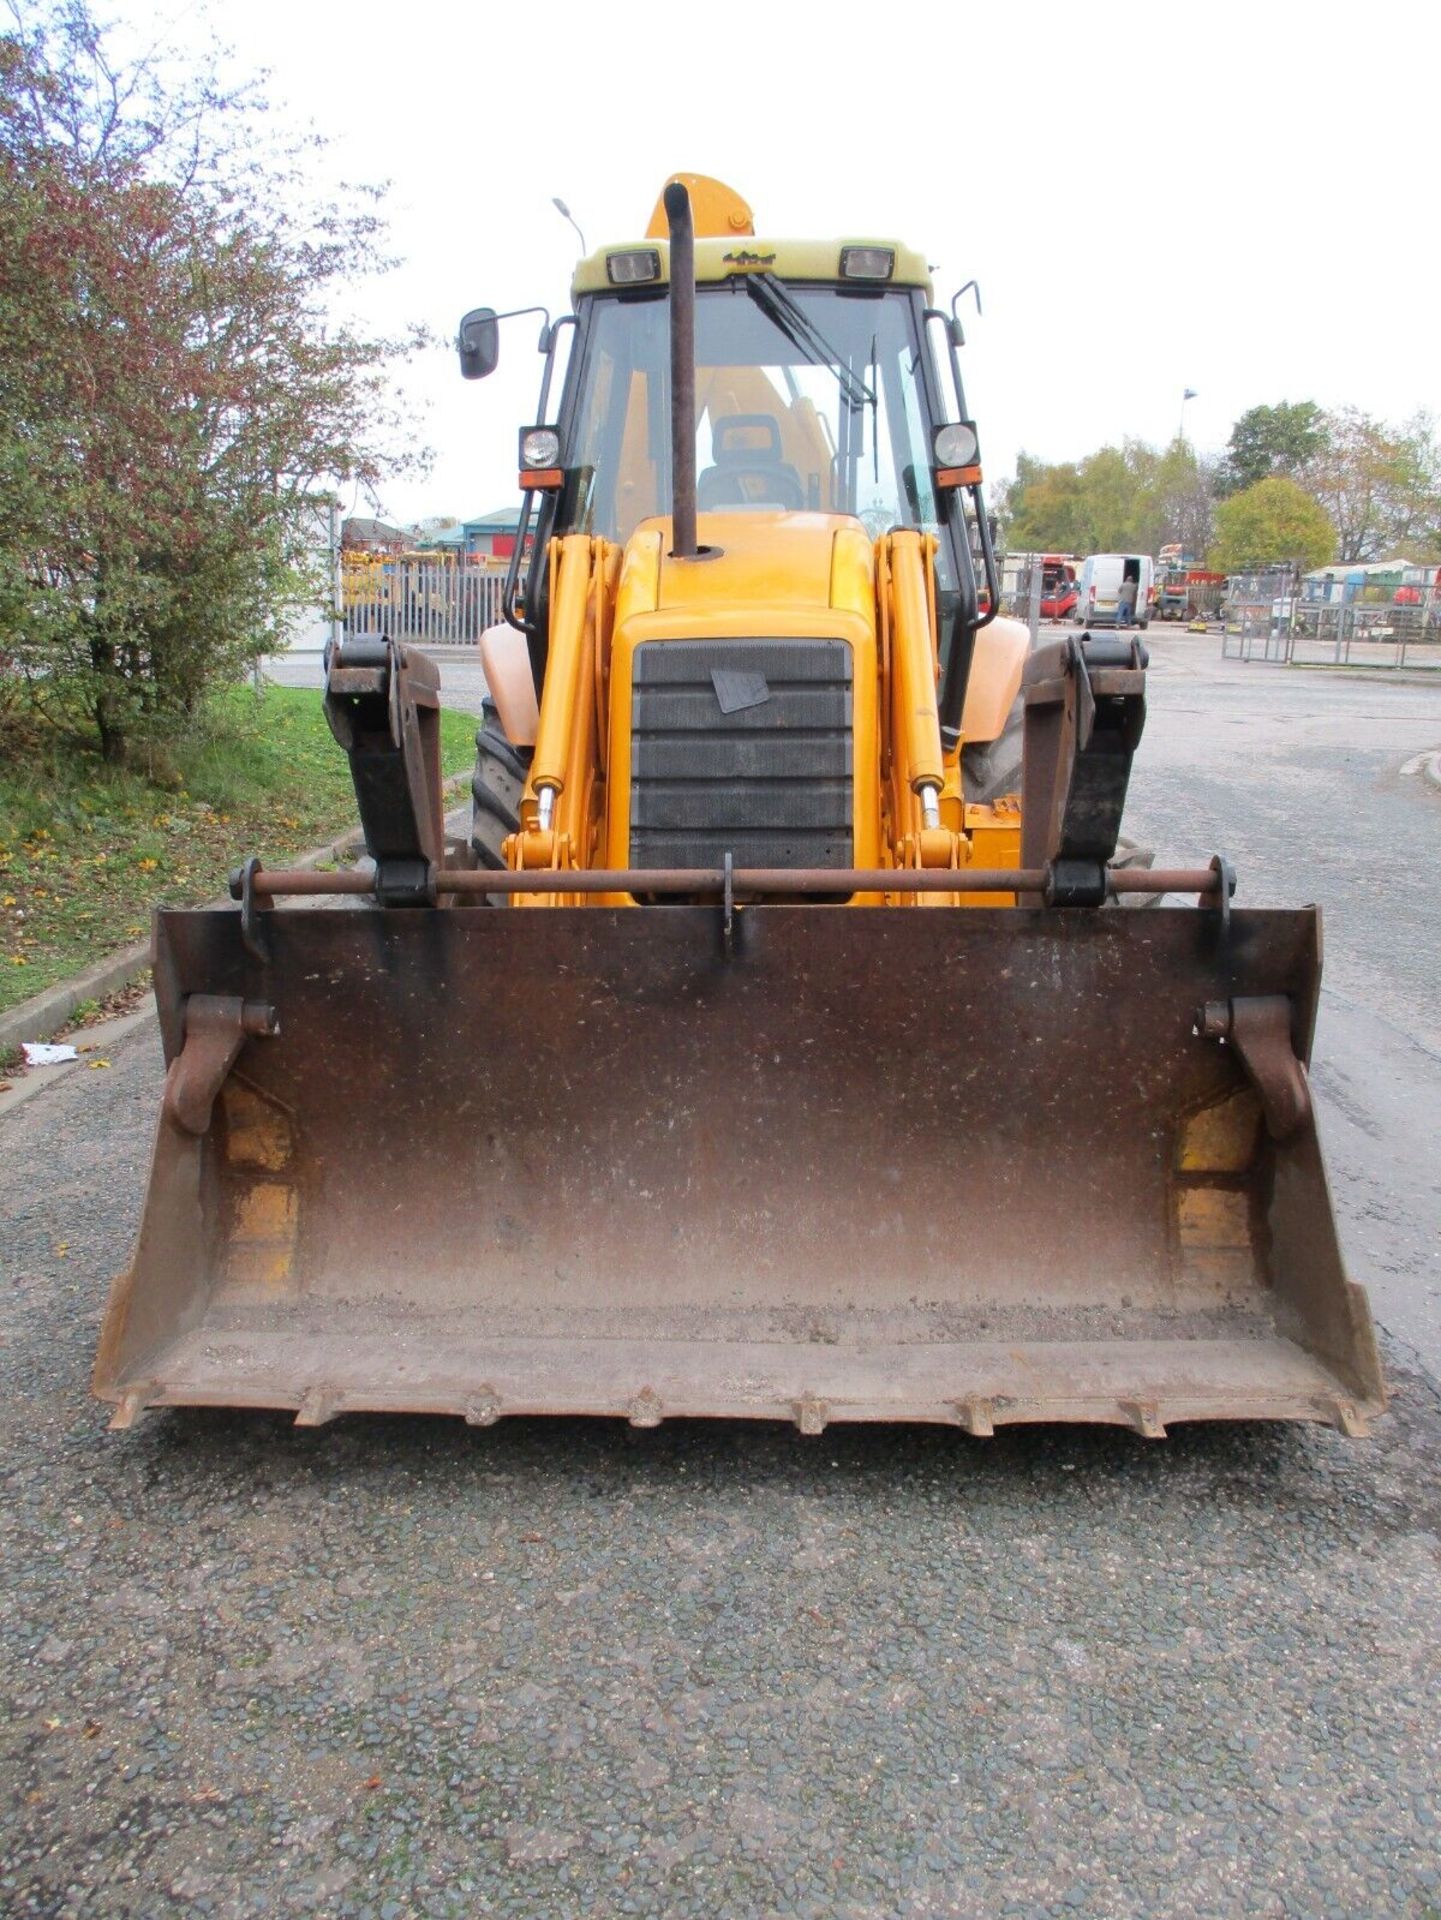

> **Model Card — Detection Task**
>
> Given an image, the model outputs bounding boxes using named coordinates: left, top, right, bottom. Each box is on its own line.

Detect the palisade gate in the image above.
left=341, top=555, right=508, bottom=644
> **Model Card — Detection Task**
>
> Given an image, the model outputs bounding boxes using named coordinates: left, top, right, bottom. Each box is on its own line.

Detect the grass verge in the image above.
left=1, top=681, right=478, bottom=1016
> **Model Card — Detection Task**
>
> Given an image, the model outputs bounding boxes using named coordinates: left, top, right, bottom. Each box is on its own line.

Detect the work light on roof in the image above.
left=839, top=246, right=895, bottom=282
left=606, top=249, right=662, bottom=286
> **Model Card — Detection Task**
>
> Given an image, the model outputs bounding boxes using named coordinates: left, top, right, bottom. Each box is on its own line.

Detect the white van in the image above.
left=1076, top=553, right=1154, bottom=629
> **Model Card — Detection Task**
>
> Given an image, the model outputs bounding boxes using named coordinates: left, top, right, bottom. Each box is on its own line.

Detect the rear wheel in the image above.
left=961, top=692, right=1024, bottom=805
left=1109, top=837, right=1160, bottom=907
left=470, top=698, right=530, bottom=881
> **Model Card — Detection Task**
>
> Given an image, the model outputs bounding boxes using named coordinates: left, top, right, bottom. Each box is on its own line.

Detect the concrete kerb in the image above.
left=0, top=772, right=473, bottom=1057
left=1399, top=748, right=1441, bottom=792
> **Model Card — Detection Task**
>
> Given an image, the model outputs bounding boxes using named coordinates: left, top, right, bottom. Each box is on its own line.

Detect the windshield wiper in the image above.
left=744, top=273, right=876, bottom=412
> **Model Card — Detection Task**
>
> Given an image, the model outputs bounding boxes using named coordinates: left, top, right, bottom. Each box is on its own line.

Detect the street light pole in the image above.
left=1178, top=387, right=1198, bottom=445
left=552, top=197, right=587, bottom=256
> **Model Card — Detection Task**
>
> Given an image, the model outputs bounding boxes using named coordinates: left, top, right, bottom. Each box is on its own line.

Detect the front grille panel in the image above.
left=629, top=640, right=853, bottom=869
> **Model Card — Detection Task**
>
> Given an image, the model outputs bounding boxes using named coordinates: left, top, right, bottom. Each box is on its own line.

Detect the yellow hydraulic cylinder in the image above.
left=887, top=531, right=944, bottom=818
left=529, top=535, right=596, bottom=830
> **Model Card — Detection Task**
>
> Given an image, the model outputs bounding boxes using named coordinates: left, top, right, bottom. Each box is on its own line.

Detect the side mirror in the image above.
left=458, top=308, right=500, bottom=381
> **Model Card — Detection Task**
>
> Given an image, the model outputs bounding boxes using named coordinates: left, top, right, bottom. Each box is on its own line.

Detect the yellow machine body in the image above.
left=505, top=513, right=1024, bottom=903
left=93, top=180, right=1384, bottom=1439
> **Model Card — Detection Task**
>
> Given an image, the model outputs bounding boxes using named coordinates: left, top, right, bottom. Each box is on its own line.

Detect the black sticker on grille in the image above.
left=710, top=668, right=770, bottom=715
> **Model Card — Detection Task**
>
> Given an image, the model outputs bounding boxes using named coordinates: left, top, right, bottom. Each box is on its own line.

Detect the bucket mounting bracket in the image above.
left=1021, top=633, right=1148, bottom=906
left=1195, top=994, right=1311, bottom=1141
left=324, top=634, right=444, bottom=907
left=162, top=994, right=278, bottom=1136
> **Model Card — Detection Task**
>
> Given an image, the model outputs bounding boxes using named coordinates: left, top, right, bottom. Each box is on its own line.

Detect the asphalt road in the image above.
left=1126, top=634, right=1441, bottom=1371
left=3, top=637, right=1440, bottom=1919
left=263, top=647, right=491, bottom=716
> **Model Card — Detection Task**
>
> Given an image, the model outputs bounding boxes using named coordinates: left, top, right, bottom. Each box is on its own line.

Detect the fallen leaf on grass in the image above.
left=82, top=1720, right=102, bottom=1739
left=87, top=1059, right=111, bottom=1070
left=360, top=1774, right=382, bottom=1791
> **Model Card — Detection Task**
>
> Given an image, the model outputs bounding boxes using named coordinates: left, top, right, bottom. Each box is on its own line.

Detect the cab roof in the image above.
left=571, top=235, right=933, bottom=300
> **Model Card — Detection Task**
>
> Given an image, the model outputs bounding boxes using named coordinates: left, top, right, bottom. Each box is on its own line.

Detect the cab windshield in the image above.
left=561, top=280, right=952, bottom=583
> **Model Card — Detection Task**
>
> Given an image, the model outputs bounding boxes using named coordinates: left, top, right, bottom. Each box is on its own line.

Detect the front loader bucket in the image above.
left=96, top=903, right=1384, bottom=1436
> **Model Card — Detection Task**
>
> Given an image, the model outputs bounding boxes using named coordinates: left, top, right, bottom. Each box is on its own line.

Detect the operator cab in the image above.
left=459, top=178, right=994, bottom=698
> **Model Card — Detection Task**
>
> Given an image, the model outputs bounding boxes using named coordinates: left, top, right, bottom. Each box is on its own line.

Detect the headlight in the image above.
left=519, top=427, right=561, bottom=470
left=839, top=246, right=895, bottom=281
left=606, top=249, right=662, bottom=286
left=934, top=422, right=979, bottom=468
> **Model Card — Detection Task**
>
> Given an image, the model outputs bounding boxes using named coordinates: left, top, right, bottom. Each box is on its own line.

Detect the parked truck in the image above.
left=1156, top=547, right=1226, bottom=621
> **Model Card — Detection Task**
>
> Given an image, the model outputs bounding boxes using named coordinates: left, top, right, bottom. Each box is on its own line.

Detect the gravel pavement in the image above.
left=1127, top=636, right=1441, bottom=1050
left=3, top=639, right=1441, bottom=1918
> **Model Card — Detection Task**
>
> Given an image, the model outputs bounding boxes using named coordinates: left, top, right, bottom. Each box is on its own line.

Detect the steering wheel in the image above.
left=697, top=465, right=806, bottom=510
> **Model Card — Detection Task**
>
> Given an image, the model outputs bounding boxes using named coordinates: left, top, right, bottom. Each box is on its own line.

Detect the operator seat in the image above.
left=696, top=413, right=805, bottom=511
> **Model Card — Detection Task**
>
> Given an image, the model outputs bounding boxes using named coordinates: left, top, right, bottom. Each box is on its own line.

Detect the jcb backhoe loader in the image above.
left=95, top=176, right=1384, bottom=1438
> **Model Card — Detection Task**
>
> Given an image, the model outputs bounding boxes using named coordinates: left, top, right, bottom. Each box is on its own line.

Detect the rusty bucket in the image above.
left=95, top=901, right=1384, bottom=1436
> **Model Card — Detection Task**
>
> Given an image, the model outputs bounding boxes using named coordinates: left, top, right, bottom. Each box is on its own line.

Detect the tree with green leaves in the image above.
left=0, top=2, right=425, bottom=761
left=1214, top=402, right=1328, bottom=498
left=1208, top=477, right=1335, bottom=573
left=1001, top=438, right=1215, bottom=558
left=1001, top=453, right=1091, bottom=553
left=1301, top=409, right=1440, bottom=563
left=1130, top=439, right=1217, bottom=559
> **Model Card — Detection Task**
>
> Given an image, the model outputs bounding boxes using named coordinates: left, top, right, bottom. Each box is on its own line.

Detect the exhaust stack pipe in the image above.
left=664, top=181, right=697, bottom=559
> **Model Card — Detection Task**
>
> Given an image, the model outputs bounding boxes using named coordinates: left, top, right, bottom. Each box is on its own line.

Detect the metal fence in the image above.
left=341, top=558, right=508, bottom=646
left=1223, top=591, right=1441, bottom=669
left=1001, top=558, right=1082, bottom=642
left=1005, top=559, right=1044, bottom=640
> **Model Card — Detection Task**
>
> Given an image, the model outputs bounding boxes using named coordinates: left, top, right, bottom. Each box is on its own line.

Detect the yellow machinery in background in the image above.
left=95, top=177, right=1383, bottom=1440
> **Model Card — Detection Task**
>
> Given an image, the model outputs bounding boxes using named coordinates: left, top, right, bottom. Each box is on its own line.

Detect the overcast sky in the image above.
left=140, top=0, right=1440, bottom=525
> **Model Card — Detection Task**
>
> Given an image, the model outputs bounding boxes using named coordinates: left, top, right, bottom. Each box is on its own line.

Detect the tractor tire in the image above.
left=1109, top=837, right=1161, bottom=907
left=961, top=690, right=1024, bottom=806
left=469, top=698, right=530, bottom=885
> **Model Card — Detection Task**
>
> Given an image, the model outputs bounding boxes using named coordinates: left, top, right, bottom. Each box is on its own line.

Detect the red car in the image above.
left=1040, top=565, right=1078, bottom=619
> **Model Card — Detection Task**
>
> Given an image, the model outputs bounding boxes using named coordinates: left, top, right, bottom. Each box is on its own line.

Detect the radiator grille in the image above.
left=629, top=639, right=853, bottom=869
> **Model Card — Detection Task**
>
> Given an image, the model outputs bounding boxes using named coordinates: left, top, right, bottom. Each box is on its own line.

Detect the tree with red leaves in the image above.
left=0, top=3, right=425, bottom=760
